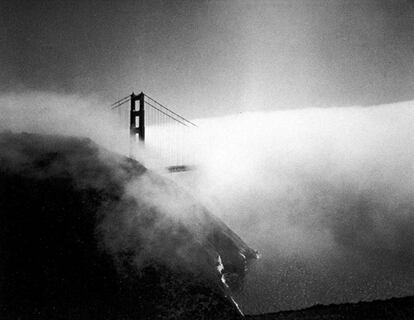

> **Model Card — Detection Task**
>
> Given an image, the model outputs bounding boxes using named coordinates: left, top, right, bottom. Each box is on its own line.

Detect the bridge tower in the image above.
left=129, top=92, right=145, bottom=157
left=130, top=92, right=145, bottom=142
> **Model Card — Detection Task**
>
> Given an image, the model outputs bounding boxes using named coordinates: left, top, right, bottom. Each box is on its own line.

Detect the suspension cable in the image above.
left=144, top=101, right=189, bottom=127
left=110, top=95, right=130, bottom=107
left=111, top=98, right=130, bottom=109
left=144, top=94, right=197, bottom=127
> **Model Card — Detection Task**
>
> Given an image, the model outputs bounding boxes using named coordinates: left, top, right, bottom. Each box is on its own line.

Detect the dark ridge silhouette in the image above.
left=246, top=295, right=414, bottom=320
left=0, top=131, right=257, bottom=319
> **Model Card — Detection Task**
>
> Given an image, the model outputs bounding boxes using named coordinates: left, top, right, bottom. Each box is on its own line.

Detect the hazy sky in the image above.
left=2, top=0, right=414, bottom=118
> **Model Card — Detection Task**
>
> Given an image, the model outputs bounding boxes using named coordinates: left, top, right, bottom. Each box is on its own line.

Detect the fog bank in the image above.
left=182, top=103, right=414, bottom=313
left=1, top=92, right=414, bottom=314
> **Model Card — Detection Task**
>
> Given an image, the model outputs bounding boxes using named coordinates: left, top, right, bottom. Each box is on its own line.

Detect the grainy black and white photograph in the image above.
left=1, top=1, right=414, bottom=319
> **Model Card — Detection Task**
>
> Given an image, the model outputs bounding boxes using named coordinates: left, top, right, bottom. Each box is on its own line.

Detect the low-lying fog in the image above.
left=1, top=91, right=413, bottom=314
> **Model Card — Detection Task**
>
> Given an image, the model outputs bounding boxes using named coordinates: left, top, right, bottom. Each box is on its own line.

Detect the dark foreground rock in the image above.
left=0, top=132, right=256, bottom=319
left=246, top=295, right=414, bottom=320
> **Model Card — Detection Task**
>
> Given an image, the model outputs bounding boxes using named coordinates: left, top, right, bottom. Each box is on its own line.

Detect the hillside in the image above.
left=0, top=131, right=257, bottom=319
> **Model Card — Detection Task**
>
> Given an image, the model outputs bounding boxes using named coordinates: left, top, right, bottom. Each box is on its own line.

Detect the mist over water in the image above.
left=1, top=92, right=414, bottom=314
left=183, top=104, right=414, bottom=313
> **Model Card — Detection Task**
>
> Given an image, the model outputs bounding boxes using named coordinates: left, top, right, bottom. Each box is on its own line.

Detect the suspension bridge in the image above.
left=111, top=92, right=198, bottom=172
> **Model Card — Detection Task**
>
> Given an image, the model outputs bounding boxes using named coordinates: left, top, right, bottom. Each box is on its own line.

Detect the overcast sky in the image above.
left=2, top=0, right=414, bottom=118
